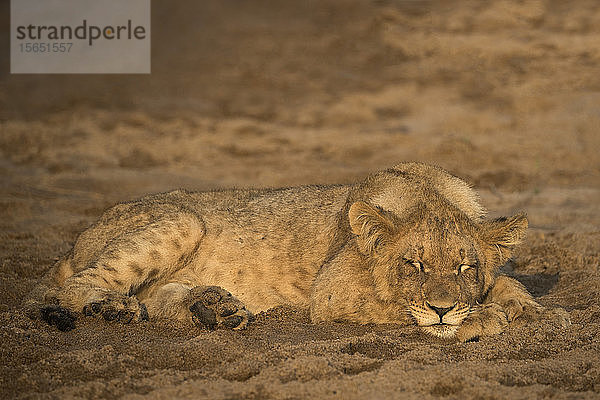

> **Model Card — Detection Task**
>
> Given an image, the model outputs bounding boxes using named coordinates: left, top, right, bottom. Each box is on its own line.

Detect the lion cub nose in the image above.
left=426, top=302, right=455, bottom=318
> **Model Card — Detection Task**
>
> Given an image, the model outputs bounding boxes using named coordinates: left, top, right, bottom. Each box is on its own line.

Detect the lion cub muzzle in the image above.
left=409, top=300, right=472, bottom=338
left=409, top=277, right=471, bottom=338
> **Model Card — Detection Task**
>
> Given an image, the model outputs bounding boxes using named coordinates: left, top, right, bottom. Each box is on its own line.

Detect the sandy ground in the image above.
left=1, top=0, right=600, bottom=398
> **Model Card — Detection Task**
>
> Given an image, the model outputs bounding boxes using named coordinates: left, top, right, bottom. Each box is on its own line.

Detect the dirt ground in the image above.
left=1, top=0, right=600, bottom=398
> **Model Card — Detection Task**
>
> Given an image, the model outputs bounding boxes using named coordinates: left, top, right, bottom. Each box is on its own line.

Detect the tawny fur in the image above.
left=28, top=162, right=569, bottom=340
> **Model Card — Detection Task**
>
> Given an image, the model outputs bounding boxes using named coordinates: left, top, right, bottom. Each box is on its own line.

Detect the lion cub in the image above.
left=32, top=162, right=568, bottom=341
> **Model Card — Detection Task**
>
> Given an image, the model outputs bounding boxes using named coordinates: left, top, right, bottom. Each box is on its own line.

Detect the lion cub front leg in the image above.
left=457, top=276, right=570, bottom=342
left=145, top=283, right=253, bottom=330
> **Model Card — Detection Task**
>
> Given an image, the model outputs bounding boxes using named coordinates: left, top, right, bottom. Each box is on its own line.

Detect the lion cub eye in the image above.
left=409, top=260, right=424, bottom=272
left=458, top=264, right=472, bottom=274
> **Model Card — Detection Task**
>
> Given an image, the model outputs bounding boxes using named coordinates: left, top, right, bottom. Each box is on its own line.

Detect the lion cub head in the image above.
left=347, top=175, right=528, bottom=338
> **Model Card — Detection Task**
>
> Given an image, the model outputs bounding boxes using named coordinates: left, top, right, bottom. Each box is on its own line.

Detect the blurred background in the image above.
left=2, top=0, right=599, bottom=192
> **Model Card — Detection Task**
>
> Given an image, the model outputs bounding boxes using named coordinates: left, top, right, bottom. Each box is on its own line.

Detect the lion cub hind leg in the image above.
left=144, top=283, right=253, bottom=330
left=44, top=214, right=204, bottom=329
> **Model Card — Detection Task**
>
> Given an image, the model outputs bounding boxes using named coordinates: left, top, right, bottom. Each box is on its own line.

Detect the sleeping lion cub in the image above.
left=32, top=162, right=568, bottom=341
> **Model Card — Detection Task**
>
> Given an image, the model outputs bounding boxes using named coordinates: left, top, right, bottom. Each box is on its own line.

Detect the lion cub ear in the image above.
left=348, top=201, right=396, bottom=255
left=483, top=212, right=528, bottom=263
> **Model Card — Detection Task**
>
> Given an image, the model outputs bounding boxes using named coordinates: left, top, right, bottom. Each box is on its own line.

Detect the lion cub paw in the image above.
left=509, top=303, right=571, bottom=329
left=82, top=295, right=149, bottom=323
left=188, top=286, right=253, bottom=330
left=456, top=303, right=509, bottom=342
left=543, top=307, right=571, bottom=329
left=521, top=306, right=570, bottom=329
left=41, top=305, right=77, bottom=331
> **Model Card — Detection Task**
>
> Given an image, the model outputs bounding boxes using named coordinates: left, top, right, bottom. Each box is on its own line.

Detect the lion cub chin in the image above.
left=30, top=162, right=569, bottom=341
